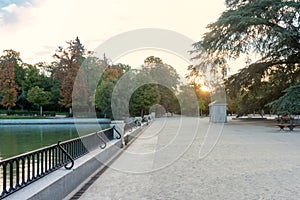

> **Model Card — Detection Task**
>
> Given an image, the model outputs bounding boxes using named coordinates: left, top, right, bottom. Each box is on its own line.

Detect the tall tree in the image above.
left=0, top=50, right=22, bottom=113
left=94, top=62, right=128, bottom=118
left=191, top=0, right=300, bottom=113
left=128, top=70, right=161, bottom=117
left=142, top=56, right=180, bottom=114
left=80, top=55, right=106, bottom=110
left=53, top=37, right=88, bottom=114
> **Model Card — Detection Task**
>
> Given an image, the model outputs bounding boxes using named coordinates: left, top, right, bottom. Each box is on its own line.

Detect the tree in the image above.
left=267, top=84, right=300, bottom=115
left=177, top=85, right=199, bottom=116
left=143, top=56, right=180, bottom=90
left=0, top=50, right=22, bottom=113
left=37, top=61, right=64, bottom=112
left=194, top=0, right=299, bottom=68
left=129, top=69, right=161, bottom=117
left=129, top=84, right=161, bottom=117
left=27, top=86, right=51, bottom=116
left=191, top=0, right=300, bottom=114
left=144, top=56, right=163, bottom=65
left=198, top=99, right=206, bottom=116
left=80, top=55, right=106, bottom=110
left=94, top=63, right=127, bottom=118
left=95, top=81, right=114, bottom=118
left=53, top=37, right=88, bottom=114
left=157, top=86, right=179, bottom=115
left=142, top=56, right=180, bottom=114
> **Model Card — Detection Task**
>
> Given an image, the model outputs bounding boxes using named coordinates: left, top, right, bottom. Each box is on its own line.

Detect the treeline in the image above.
left=0, top=37, right=210, bottom=118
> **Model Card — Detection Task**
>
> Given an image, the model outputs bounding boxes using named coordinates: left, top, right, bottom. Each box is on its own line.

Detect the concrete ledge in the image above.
left=124, top=125, right=144, bottom=145
left=5, top=139, right=122, bottom=200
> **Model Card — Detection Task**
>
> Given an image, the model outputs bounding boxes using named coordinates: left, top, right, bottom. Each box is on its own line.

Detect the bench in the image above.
left=275, top=123, right=300, bottom=131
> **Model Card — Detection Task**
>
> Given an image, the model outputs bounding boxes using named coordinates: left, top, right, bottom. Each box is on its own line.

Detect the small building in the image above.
left=209, top=101, right=227, bottom=123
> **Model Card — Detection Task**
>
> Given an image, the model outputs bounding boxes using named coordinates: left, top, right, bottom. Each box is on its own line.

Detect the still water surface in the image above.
left=0, top=124, right=108, bottom=160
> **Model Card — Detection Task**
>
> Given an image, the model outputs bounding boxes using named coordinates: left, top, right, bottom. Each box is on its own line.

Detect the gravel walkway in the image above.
left=75, top=117, right=300, bottom=200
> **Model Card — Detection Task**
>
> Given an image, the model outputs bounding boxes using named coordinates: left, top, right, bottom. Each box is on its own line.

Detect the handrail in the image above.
left=57, top=141, right=74, bottom=170
left=0, top=126, right=117, bottom=199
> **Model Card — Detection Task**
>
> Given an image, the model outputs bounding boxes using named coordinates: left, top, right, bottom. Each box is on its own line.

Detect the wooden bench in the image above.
left=275, top=123, right=300, bottom=131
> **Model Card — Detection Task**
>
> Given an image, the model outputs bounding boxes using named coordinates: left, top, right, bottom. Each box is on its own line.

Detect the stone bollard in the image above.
left=150, top=112, right=156, bottom=119
left=110, top=120, right=125, bottom=147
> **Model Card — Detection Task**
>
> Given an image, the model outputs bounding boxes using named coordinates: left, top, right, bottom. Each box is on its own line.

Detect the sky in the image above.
left=0, top=0, right=228, bottom=76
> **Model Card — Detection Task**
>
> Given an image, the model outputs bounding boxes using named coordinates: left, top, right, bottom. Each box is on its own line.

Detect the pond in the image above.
left=0, top=123, right=109, bottom=160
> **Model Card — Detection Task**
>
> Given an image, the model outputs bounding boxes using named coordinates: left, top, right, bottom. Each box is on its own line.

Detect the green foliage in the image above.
left=0, top=115, right=46, bottom=119
left=267, top=84, right=300, bottom=115
left=129, top=83, right=160, bottom=116
left=144, top=56, right=163, bottom=65
left=94, top=63, right=127, bottom=118
left=80, top=56, right=106, bottom=108
left=94, top=56, right=181, bottom=118
left=143, top=56, right=180, bottom=90
left=198, top=0, right=300, bottom=60
left=198, top=99, right=206, bottom=111
left=142, top=56, right=180, bottom=114
left=0, top=42, right=183, bottom=119
left=1, top=110, right=56, bottom=117
left=27, top=86, right=51, bottom=115
left=157, top=86, right=179, bottom=114
left=95, top=81, right=115, bottom=118
left=191, top=0, right=300, bottom=114
left=27, top=86, right=50, bottom=106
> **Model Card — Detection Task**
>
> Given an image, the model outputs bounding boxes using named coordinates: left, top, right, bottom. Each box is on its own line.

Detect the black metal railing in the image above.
left=0, top=127, right=117, bottom=199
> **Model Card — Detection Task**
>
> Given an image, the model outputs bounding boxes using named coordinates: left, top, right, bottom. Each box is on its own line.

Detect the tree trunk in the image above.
left=40, top=106, right=43, bottom=116
left=7, top=106, right=11, bottom=115
left=69, top=107, right=73, bottom=117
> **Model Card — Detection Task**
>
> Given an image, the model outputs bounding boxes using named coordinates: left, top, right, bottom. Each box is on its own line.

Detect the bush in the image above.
left=7, top=110, right=39, bottom=116
left=43, top=111, right=56, bottom=117
left=3, top=110, right=56, bottom=117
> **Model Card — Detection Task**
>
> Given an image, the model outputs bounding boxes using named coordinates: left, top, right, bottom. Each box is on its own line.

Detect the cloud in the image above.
left=0, top=1, right=33, bottom=24
left=0, top=4, right=20, bottom=24
left=0, top=0, right=226, bottom=66
left=2, top=3, right=17, bottom=12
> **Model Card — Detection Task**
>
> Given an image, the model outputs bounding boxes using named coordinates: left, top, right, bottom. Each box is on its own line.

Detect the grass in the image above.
left=0, top=109, right=69, bottom=119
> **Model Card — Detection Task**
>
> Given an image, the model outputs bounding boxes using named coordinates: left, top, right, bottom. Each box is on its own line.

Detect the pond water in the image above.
left=0, top=124, right=109, bottom=160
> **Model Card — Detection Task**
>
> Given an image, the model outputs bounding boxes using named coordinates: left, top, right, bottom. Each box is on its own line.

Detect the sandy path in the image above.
left=75, top=117, right=300, bottom=200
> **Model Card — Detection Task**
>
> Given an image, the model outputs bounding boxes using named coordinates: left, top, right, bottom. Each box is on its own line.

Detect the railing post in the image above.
left=2, top=162, right=7, bottom=196
left=57, top=141, right=74, bottom=170
left=110, top=121, right=125, bottom=147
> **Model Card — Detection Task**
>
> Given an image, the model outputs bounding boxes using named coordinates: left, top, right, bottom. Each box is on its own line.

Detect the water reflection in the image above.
left=0, top=124, right=108, bottom=159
